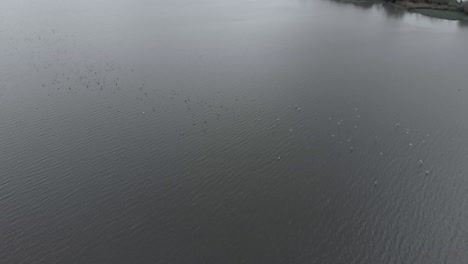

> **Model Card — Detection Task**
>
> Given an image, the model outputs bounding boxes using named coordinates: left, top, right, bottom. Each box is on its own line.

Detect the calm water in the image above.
left=1, top=0, right=468, bottom=263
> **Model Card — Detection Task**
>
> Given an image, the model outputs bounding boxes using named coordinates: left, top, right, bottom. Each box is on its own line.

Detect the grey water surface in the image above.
left=1, top=0, right=468, bottom=263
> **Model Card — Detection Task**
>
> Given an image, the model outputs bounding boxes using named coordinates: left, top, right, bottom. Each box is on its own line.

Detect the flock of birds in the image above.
left=4, top=28, right=436, bottom=187
left=323, top=107, right=433, bottom=182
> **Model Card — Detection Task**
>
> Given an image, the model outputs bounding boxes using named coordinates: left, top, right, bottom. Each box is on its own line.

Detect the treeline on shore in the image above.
left=384, top=0, right=468, bottom=13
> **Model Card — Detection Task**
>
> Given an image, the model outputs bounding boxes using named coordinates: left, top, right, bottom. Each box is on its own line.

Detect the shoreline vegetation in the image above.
left=336, top=0, right=468, bottom=20
left=387, top=0, right=468, bottom=20
left=388, top=0, right=468, bottom=20
left=389, top=0, right=460, bottom=12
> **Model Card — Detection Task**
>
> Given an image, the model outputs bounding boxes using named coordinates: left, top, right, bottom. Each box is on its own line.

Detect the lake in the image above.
left=1, top=0, right=468, bottom=263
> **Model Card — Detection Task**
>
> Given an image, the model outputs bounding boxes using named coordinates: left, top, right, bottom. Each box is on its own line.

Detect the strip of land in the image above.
left=385, top=0, right=468, bottom=13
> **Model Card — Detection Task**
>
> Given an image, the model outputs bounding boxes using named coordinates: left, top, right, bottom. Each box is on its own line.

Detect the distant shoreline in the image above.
left=392, top=0, right=468, bottom=21
left=391, top=0, right=460, bottom=11
left=336, top=0, right=468, bottom=21
left=383, top=0, right=468, bottom=20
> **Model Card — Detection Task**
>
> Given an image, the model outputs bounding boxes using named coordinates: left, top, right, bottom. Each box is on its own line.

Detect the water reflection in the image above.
left=458, top=20, right=468, bottom=27
left=326, top=0, right=407, bottom=19
left=328, top=0, right=379, bottom=9
left=380, top=4, right=406, bottom=18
